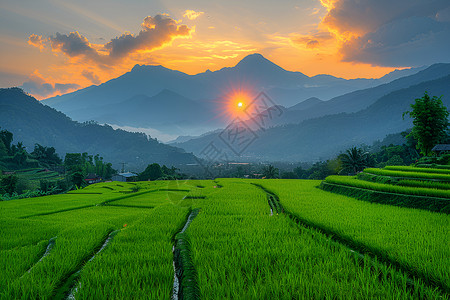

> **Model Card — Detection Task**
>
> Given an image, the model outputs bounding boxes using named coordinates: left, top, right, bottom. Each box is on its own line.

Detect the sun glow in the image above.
left=209, top=82, right=256, bottom=124
left=227, top=93, right=250, bottom=119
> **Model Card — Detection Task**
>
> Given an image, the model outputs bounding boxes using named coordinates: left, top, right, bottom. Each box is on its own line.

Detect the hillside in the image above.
left=175, top=75, right=450, bottom=162
left=0, top=88, right=196, bottom=170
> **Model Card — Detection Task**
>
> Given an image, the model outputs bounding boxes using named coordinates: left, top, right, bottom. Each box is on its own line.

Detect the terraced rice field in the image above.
left=1, top=176, right=449, bottom=299
left=322, top=166, right=450, bottom=213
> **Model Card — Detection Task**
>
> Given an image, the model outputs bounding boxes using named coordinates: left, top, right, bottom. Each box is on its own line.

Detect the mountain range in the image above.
left=42, top=54, right=427, bottom=139
left=5, top=53, right=449, bottom=166
left=174, top=74, right=450, bottom=161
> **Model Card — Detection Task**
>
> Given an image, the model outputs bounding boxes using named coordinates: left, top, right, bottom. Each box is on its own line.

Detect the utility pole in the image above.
left=120, top=162, right=127, bottom=173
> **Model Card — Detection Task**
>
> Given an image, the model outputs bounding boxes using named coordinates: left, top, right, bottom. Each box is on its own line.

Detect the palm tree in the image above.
left=262, top=165, right=279, bottom=179
left=339, top=147, right=371, bottom=175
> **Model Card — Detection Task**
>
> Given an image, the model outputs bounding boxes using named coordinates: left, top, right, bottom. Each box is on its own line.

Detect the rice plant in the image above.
left=259, top=179, right=450, bottom=293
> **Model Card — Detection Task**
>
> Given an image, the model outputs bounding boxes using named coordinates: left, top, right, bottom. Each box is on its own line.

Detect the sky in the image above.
left=1, top=0, right=449, bottom=99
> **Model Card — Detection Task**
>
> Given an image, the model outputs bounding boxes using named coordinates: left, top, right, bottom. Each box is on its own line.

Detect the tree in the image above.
left=71, top=170, right=85, bottom=188
left=262, top=165, right=279, bottom=179
left=0, top=175, right=18, bottom=195
left=31, top=144, right=62, bottom=166
left=0, top=128, right=13, bottom=155
left=0, top=139, right=7, bottom=157
left=403, top=92, right=449, bottom=156
left=338, top=147, right=372, bottom=174
left=64, top=153, right=83, bottom=171
left=139, top=163, right=163, bottom=181
left=12, top=150, right=27, bottom=166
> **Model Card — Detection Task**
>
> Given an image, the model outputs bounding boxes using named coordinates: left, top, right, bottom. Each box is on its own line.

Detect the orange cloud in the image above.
left=31, top=14, right=193, bottom=66
left=105, top=15, right=191, bottom=59
left=28, top=34, right=45, bottom=51
left=183, top=10, right=204, bottom=20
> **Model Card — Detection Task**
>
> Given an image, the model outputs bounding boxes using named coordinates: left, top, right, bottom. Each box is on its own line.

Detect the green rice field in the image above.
left=1, top=175, right=449, bottom=299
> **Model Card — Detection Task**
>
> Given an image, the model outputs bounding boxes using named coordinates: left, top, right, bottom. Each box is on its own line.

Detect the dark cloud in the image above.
left=104, top=14, right=191, bottom=59
left=38, top=14, right=192, bottom=65
left=341, top=16, right=450, bottom=66
left=323, top=0, right=450, bottom=35
left=321, top=0, right=450, bottom=66
left=21, top=73, right=80, bottom=98
left=306, top=40, right=320, bottom=49
left=81, top=70, right=101, bottom=84
left=49, top=31, right=101, bottom=61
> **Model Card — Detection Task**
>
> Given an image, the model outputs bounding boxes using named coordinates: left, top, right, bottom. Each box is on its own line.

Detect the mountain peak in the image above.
left=235, top=53, right=279, bottom=69
left=157, top=88, right=183, bottom=97
left=131, top=64, right=164, bottom=71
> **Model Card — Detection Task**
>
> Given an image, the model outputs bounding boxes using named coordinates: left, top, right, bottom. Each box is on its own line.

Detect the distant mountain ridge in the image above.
left=270, top=63, right=450, bottom=126
left=0, top=88, right=196, bottom=170
left=41, top=53, right=428, bottom=139
left=175, top=74, right=450, bottom=162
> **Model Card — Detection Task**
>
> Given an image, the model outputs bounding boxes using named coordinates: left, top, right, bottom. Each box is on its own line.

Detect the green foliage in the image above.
left=64, top=152, right=115, bottom=182
left=71, top=170, right=85, bottom=188
left=0, top=138, right=8, bottom=157
left=138, top=163, right=182, bottom=181
left=139, top=163, right=163, bottom=181
left=403, top=92, right=450, bottom=156
left=0, top=175, right=18, bottom=195
left=280, top=171, right=298, bottom=179
left=12, top=150, right=27, bottom=166
left=262, top=164, right=279, bottom=179
left=338, top=147, right=374, bottom=175
left=31, top=144, right=62, bottom=166
left=0, top=128, right=13, bottom=155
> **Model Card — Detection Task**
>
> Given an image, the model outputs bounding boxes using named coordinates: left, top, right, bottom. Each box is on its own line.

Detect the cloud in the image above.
left=291, top=32, right=333, bottom=49
left=306, top=40, right=320, bottom=49
left=319, top=0, right=450, bottom=66
left=50, top=31, right=101, bottom=61
left=183, top=10, right=204, bottom=20
left=105, top=14, right=191, bottom=59
left=28, top=34, right=45, bottom=51
left=81, top=70, right=101, bottom=84
left=32, top=14, right=193, bottom=65
left=341, top=16, right=450, bottom=66
left=21, top=71, right=80, bottom=99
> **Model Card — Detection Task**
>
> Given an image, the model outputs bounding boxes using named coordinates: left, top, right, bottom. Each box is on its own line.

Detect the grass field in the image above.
left=1, top=178, right=448, bottom=299
left=322, top=165, right=450, bottom=213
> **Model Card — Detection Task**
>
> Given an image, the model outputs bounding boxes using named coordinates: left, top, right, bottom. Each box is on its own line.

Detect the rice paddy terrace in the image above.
left=1, top=168, right=449, bottom=299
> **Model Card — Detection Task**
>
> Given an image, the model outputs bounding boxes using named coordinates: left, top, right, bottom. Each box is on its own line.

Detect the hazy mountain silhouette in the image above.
left=175, top=75, right=450, bottom=162
left=269, top=63, right=450, bottom=126
left=288, top=97, right=323, bottom=111
left=0, top=88, right=196, bottom=170
left=42, top=53, right=426, bottom=135
left=68, top=89, right=215, bottom=126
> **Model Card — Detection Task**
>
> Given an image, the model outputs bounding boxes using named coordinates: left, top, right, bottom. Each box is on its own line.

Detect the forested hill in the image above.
left=0, top=88, right=196, bottom=170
